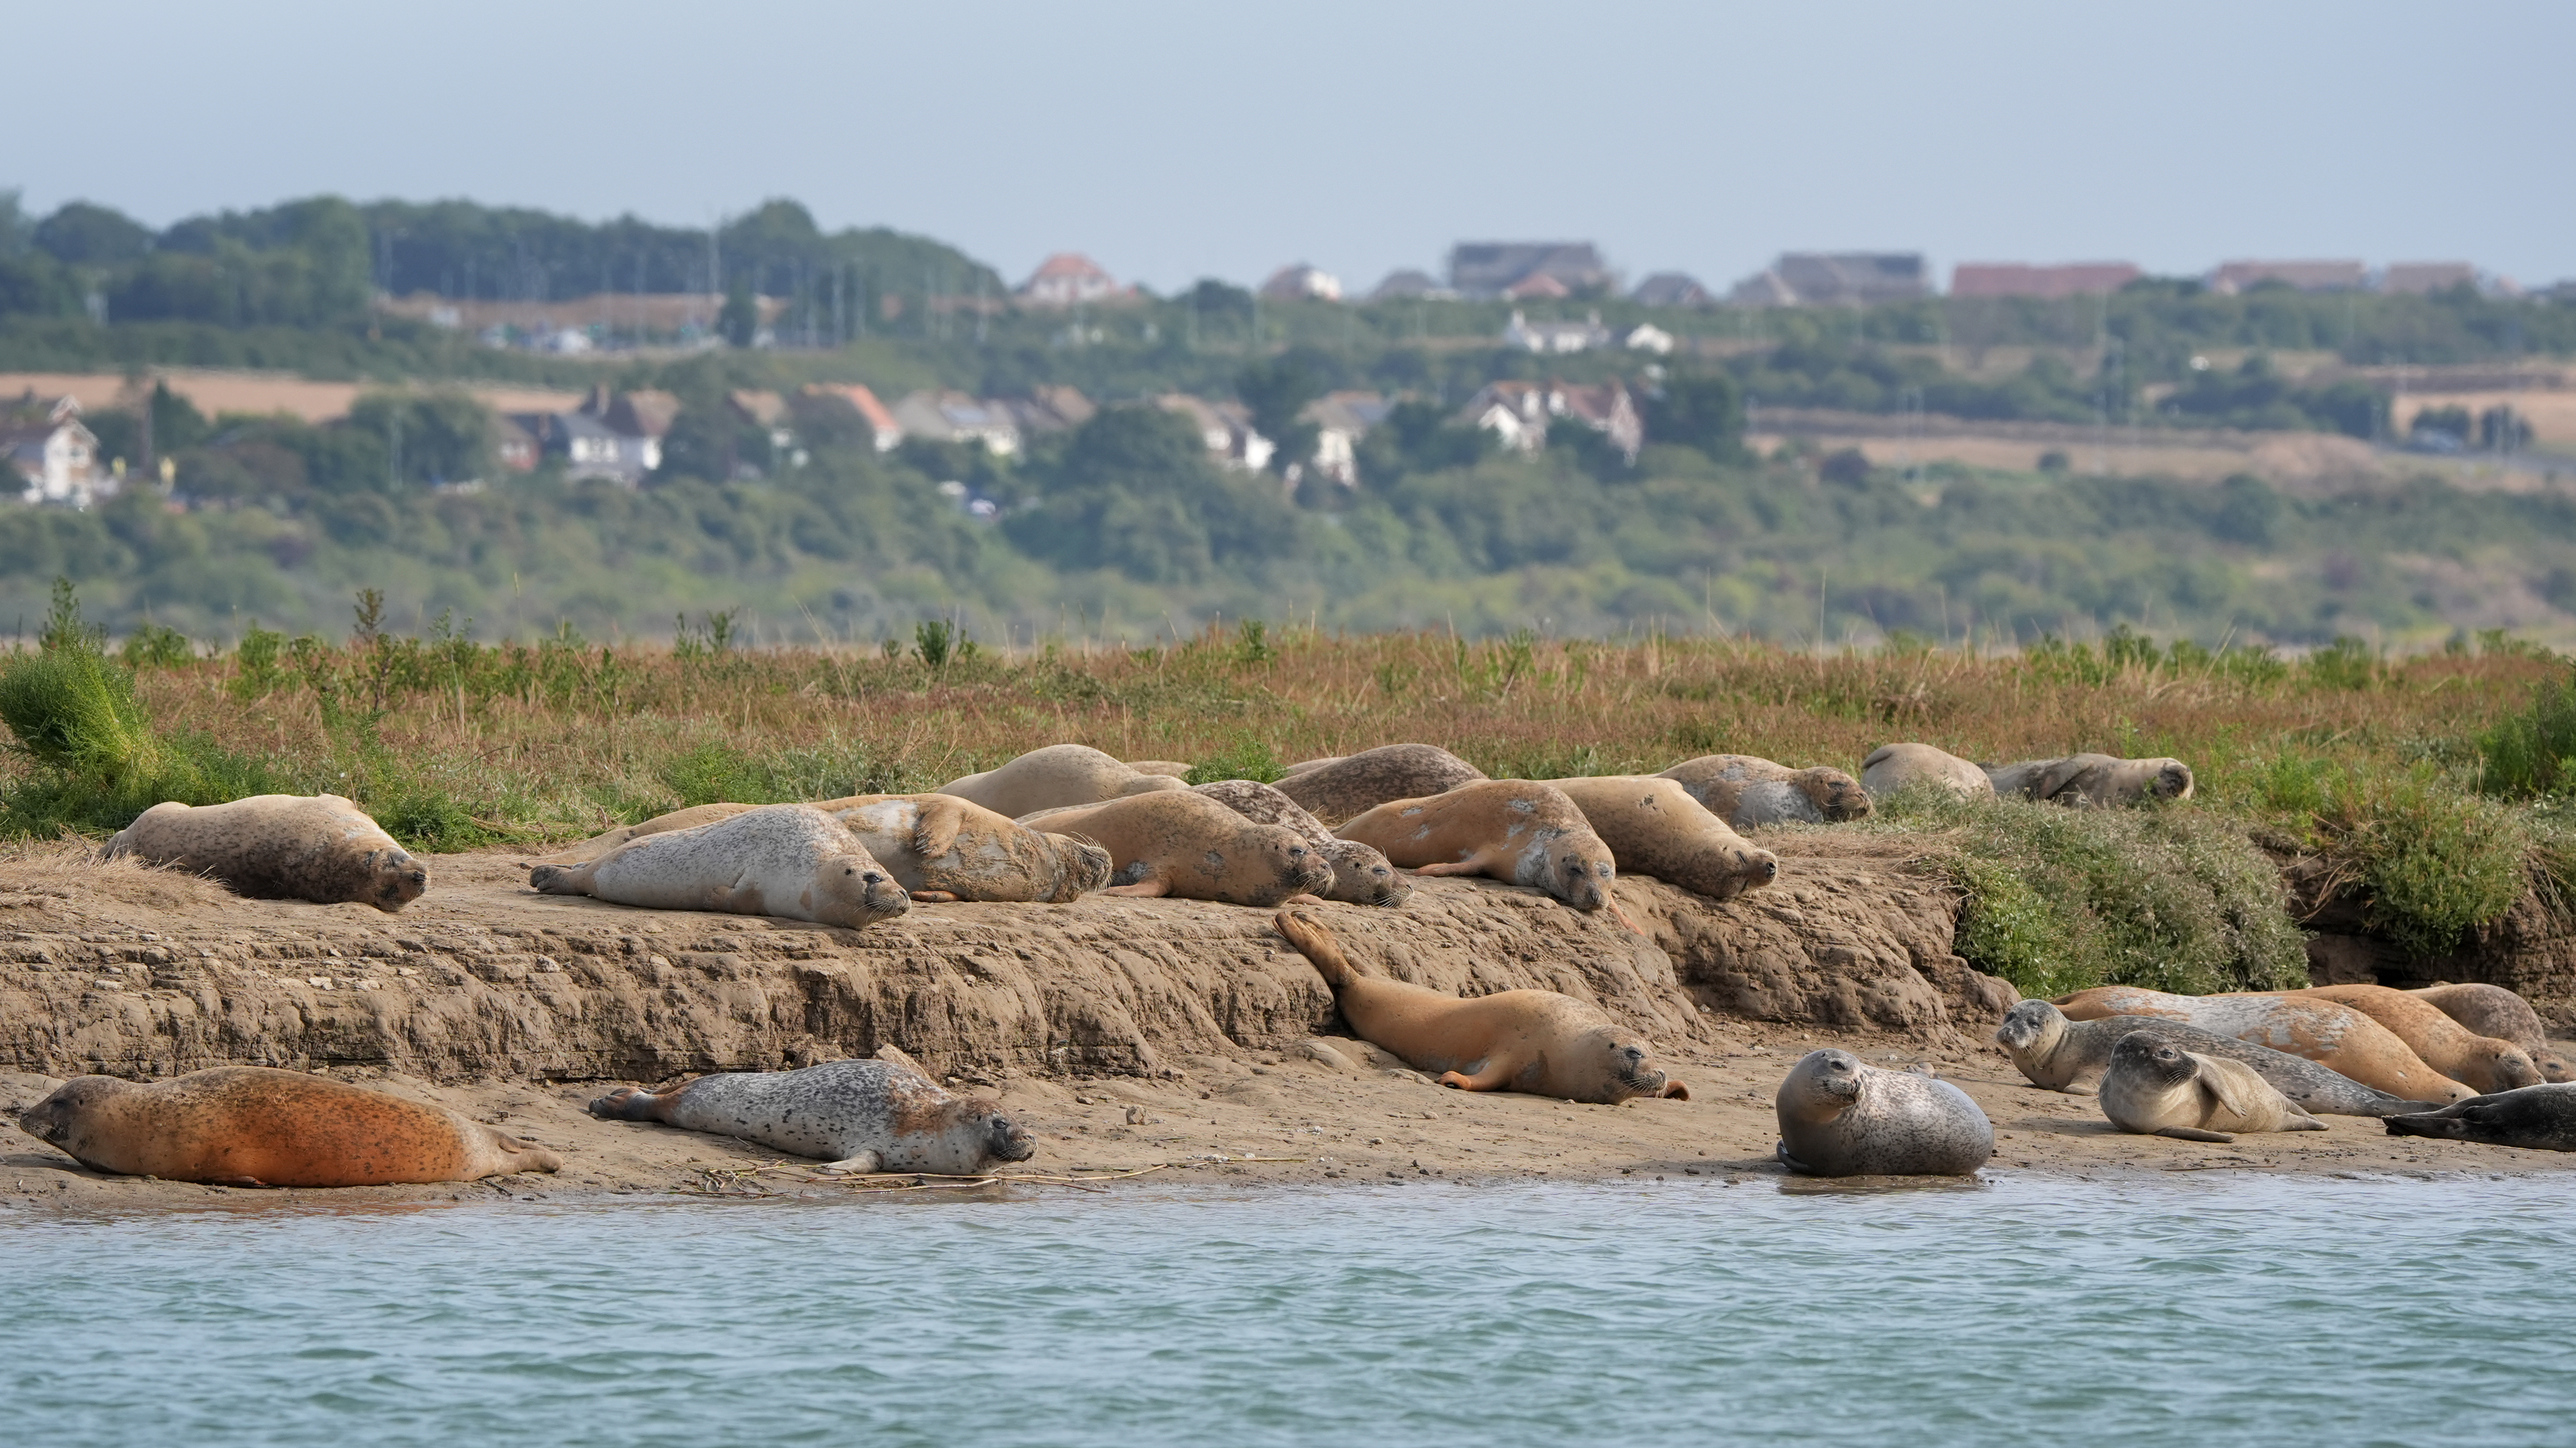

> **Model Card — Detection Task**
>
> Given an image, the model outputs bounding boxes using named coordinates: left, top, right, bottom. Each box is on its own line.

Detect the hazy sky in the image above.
left=16, top=0, right=2571, bottom=294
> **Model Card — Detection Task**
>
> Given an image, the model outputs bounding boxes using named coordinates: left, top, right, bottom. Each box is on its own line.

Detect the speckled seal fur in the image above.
left=2055, top=986, right=2479, bottom=1104
left=2097, top=1032, right=2326, bottom=1142
left=106, top=793, right=428, bottom=912
left=588, top=1058, right=1034, bottom=1173
left=528, top=805, right=909, bottom=929
left=936, top=744, right=1185, bottom=818
left=2385, top=1083, right=2576, bottom=1153
left=1273, top=744, right=1487, bottom=827
left=1995, top=1000, right=2429, bottom=1116
left=1774, top=1049, right=1993, bottom=1176
left=1657, top=754, right=1873, bottom=829
left=1983, top=753, right=2194, bottom=808
left=1191, top=779, right=1410, bottom=907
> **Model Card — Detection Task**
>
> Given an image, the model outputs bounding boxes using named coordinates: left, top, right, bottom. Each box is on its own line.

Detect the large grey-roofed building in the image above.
left=1447, top=242, right=1610, bottom=298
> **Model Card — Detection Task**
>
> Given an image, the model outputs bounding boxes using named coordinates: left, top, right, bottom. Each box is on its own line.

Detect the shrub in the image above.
left=2479, top=663, right=2576, bottom=797
left=1186, top=737, right=1285, bottom=785
left=2315, top=765, right=2529, bottom=957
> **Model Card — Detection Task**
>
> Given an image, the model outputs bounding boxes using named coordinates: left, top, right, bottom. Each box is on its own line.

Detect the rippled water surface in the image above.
left=4, top=1173, right=2570, bottom=1447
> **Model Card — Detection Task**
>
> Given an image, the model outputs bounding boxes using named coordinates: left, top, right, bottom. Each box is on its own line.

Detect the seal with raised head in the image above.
left=17, top=1067, right=560, bottom=1187
left=105, top=793, right=428, bottom=912
left=1016, top=790, right=1331, bottom=905
left=1191, top=779, right=1410, bottom=906
left=528, top=804, right=910, bottom=929
left=936, top=744, right=1185, bottom=818
left=2098, top=1032, right=2327, bottom=1142
left=2385, top=1083, right=2576, bottom=1153
left=2288, top=984, right=2544, bottom=1094
left=2053, top=986, right=2477, bottom=1104
left=1984, top=753, right=2194, bottom=808
left=1274, top=910, right=1684, bottom=1103
left=1774, top=1049, right=1993, bottom=1176
left=1858, top=743, right=1996, bottom=801
left=2407, top=983, right=2571, bottom=1083
left=1994, top=999, right=2429, bottom=1116
left=1336, top=779, right=1629, bottom=921
left=1541, top=775, right=1781, bottom=902
left=1657, top=754, right=1874, bottom=829
left=1273, top=743, right=1487, bottom=826
left=589, top=1057, right=1034, bottom=1173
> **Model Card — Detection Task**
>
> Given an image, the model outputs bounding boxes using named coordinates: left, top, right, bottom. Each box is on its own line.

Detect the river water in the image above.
left=3, top=1172, right=2568, bottom=1447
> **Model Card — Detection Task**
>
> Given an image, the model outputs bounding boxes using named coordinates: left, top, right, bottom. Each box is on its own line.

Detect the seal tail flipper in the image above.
left=909, top=890, right=960, bottom=903
left=2153, top=1126, right=2237, bottom=1143
left=1274, top=910, right=1360, bottom=987
left=528, top=863, right=591, bottom=895
left=815, top=1151, right=884, bottom=1175
left=586, top=1086, right=666, bottom=1121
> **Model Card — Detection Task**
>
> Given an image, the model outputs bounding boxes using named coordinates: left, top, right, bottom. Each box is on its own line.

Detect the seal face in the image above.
left=1658, top=754, right=1873, bottom=828
left=587, top=1058, right=1035, bottom=1174
left=1859, top=744, right=1995, bottom=802
left=1994, top=999, right=2428, bottom=1116
left=2407, top=984, right=2570, bottom=1083
left=528, top=804, right=909, bottom=929
left=2384, top=1083, right=2576, bottom=1153
left=1774, top=1049, right=1992, bottom=1176
left=936, top=744, right=1185, bottom=819
left=1272, top=744, right=1487, bottom=827
left=1192, top=780, right=1410, bottom=906
left=1017, top=791, right=1332, bottom=905
left=2054, top=986, right=2480, bottom=1104
left=2097, top=1032, right=2326, bottom=1142
left=1984, top=754, right=2194, bottom=809
left=1543, top=776, right=1780, bottom=902
left=105, top=794, right=428, bottom=912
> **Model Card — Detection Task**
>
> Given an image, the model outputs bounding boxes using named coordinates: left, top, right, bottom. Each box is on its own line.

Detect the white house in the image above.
left=1502, top=309, right=1610, bottom=354
left=1301, top=391, right=1392, bottom=486
left=1260, top=264, right=1344, bottom=302
left=1157, top=394, right=1274, bottom=472
left=893, top=390, right=1023, bottom=456
left=1458, top=378, right=1642, bottom=462
left=1017, top=254, right=1123, bottom=308
left=1623, top=323, right=1676, bottom=354
left=2, top=396, right=108, bottom=508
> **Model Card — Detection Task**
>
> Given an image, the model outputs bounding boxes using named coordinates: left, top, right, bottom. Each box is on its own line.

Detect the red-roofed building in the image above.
left=804, top=383, right=902, bottom=451
left=1018, top=253, right=1124, bottom=308
left=1949, top=262, right=2142, bottom=299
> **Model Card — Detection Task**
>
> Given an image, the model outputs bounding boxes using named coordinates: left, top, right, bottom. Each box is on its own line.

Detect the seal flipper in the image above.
left=1408, top=861, right=1485, bottom=877
left=529, top=862, right=593, bottom=895
left=1775, top=1140, right=1817, bottom=1174
left=2153, top=1126, right=2237, bottom=1142
left=586, top=1085, right=669, bottom=1122
left=815, top=1151, right=884, bottom=1174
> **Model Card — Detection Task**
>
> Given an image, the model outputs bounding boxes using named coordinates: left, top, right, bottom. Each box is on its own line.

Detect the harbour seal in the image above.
left=1657, top=754, right=1874, bottom=828
left=534, top=803, right=753, bottom=865
left=528, top=804, right=910, bottom=929
left=2053, top=986, right=2477, bottom=1103
left=2288, top=984, right=2543, bottom=1094
left=1774, top=1049, right=1993, bottom=1176
left=1016, top=790, right=1332, bottom=905
left=1275, top=910, right=1683, bottom=1103
left=819, top=794, right=1109, bottom=903
left=2407, top=984, right=2571, bottom=1083
left=1858, top=743, right=1996, bottom=801
left=1125, top=759, right=1194, bottom=778
left=1540, top=776, right=1781, bottom=901
left=17, top=1067, right=560, bottom=1187
left=2098, top=1032, right=2326, bottom=1142
left=1993, top=999, right=2430, bottom=1116
left=1190, top=779, right=1410, bottom=906
left=104, top=794, right=428, bottom=912
left=2384, top=1083, right=2576, bottom=1153
left=589, top=1057, right=1034, bottom=1173
left=1273, top=744, right=1487, bottom=826
left=1336, top=779, right=1629, bottom=922
left=1984, top=753, right=2194, bottom=808
left=936, top=744, right=1185, bottom=818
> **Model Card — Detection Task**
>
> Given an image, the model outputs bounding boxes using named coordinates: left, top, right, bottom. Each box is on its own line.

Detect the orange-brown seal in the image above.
left=105, top=793, right=428, bottom=912
left=1541, top=775, right=1780, bottom=902
left=1985, top=753, right=2194, bottom=808
left=937, top=744, right=1185, bottom=817
left=1275, top=910, right=1683, bottom=1103
left=1658, top=754, right=1873, bottom=828
left=2408, top=983, right=2570, bottom=1082
left=2289, top=984, right=2544, bottom=1094
left=2054, top=985, right=2477, bottom=1103
left=1859, top=744, right=1995, bottom=801
left=1336, top=779, right=1628, bottom=922
left=17, top=1067, right=560, bottom=1187
left=1018, top=791, right=1331, bottom=905
left=1273, top=744, right=1486, bottom=826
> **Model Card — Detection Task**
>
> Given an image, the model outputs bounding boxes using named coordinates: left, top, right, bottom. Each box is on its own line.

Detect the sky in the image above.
left=13, top=0, right=2572, bottom=295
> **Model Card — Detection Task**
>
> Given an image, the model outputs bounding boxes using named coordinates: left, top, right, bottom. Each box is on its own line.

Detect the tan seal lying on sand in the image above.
left=1993, top=1000, right=2429, bottom=1115
left=1190, top=780, right=1410, bottom=906
left=2054, top=986, right=2477, bottom=1104
left=106, top=793, right=428, bottom=912
left=2386, top=1084, right=2576, bottom=1153
left=529, top=805, right=910, bottom=929
left=1273, top=744, right=1487, bottom=826
left=937, top=744, right=1185, bottom=818
left=1274, top=910, right=1684, bottom=1103
left=1983, top=753, right=2195, bottom=808
left=1657, top=754, right=1874, bottom=828
left=589, top=1056, right=1034, bottom=1174
left=1858, top=744, right=1995, bottom=801
left=1540, top=776, right=1781, bottom=902
left=18, top=1067, right=560, bottom=1187
left=1018, top=791, right=1331, bottom=905
left=2405, top=984, right=2570, bottom=1083
left=2288, top=984, right=2543, bottom=1095
left=1774, top=1049, right=1992, bottom=1176
left=1337, top=779, right=1630, bottom=923
left=536, top=795, right=1105, bottom=902
left=2097, top=1032, right=2326, bottom=1142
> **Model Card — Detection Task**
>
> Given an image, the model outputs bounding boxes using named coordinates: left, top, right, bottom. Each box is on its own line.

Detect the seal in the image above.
left=2053, top=986, right=2477, bottom=1104
left=1336, top=779, right=1629, bottom=921
left=2288, top=984, right=2543, bottom=1094
left=533, top=802, right=760, bottom=865
left=1858, top=743, right=1996, bottom=801
left=1657, top=754, right=1874, bottom=828
left=2384, top=1083, right=2576, bottom=1153
left=104, top=793, right=428, bottom=912
left=936, top=744, right=1186, bottom=818
left=16, top=1066, right=560, bottom=1187
left=1984, top=753, right=2194, bottom=808
left=588, top=1056, right=1034, bottom=1173
left=1016, top=790, right=1332, bottom=905
left=528, top=804, right=910, bottom=929
left=1773, top=1049, right=1993, bottom=1176
left=1993, top=999, right=2429, bottom=1116
left=1274, top=910, right=1684, bottom=1103
left=2407, top=984, right=2571, bottom=1083
left=1191, top=779, right=1410, bottom=906
left=817, top=794, right=1110, bottom=903
left=1541, top=775, right=1780, bottom=902
left=1125, top=759, right=1195, bottom=779
left=1273, top=744, right=1487, bottom=826
left=2097, top=1031, right=2327, bottom=1142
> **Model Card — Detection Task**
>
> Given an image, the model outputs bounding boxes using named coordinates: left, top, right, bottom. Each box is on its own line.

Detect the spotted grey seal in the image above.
left=1984, top=753, right=2194, bottom=808
left=1273, top=744, right=1486, bottom=826
left=2384, top=1083, right=2576, bottom=1153
left=1994, top=1000, right=2429, bottom=1116
left=1774, top=1049, right=1993, bottom=1176
left=528, top=804, right=910, bottom=929
left=105, top=794, right=428, bottom=912
left=589, top=1057, right=1034, bottom=1174
left=2054, top=986, right=2477, bottom=1104
left=2099, top=1032, right=2326, bottom=1142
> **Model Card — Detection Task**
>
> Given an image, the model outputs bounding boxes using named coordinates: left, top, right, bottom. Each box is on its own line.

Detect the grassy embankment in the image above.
left=8, top=585, right=2576, bottom=1002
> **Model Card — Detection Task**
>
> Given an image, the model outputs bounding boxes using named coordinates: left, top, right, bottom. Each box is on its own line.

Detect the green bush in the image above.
left=2479, top=663, right=2576, bottom=797
left=2319, top=765, right=2529, bottom=957
left=119, top=622, right=194, bottom=669
left=1185, top=737, right=1285, bottom=785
